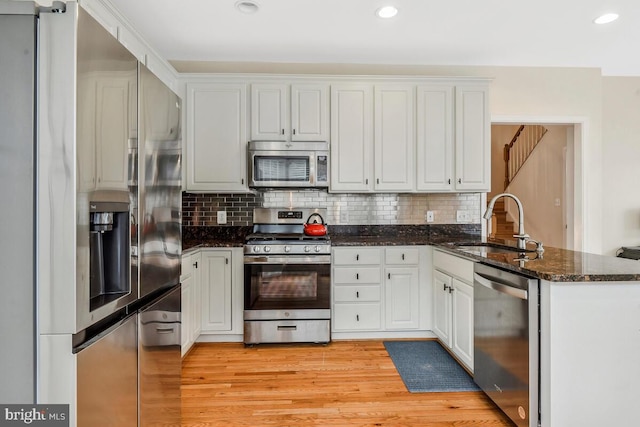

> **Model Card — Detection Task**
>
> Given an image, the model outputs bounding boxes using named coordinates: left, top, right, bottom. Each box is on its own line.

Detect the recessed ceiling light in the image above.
left=376, top=6, right=398, bottom=19
left=236, top=1, right=259, bottom=14
left=593, top=13, right=619, bottom=24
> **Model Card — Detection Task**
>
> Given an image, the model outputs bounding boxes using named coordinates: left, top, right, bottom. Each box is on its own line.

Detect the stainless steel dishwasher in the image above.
left=473, top=263, right=539, bottom=427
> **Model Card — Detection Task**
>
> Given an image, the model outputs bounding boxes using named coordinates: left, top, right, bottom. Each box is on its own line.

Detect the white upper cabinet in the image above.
left=251, top=84, right=288, bottom=141
left=455, top=84, right=490, bottom=191
left=291, top=84, right=330, bottom=141
left=416, top=84, right=454, bottom=191
left=186, top=82, right=248, bottom=193
left=251, top=83, right=329, bottom=142
left=330, top=84, right=374, bottom=192
left=374, top=85, right=415, bottom=192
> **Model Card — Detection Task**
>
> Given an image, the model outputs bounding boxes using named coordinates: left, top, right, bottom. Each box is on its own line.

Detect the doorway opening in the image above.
left=488, top=119, right=584, bottom=251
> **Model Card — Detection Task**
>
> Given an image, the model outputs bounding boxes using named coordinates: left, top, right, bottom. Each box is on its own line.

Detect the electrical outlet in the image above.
left=456, top=210, right=469, bottom=223
left=426, top=211, right=434, bottom=223
left=217, top=210, right=227, bottom=225
left=340, top=211, right=349, bottom=224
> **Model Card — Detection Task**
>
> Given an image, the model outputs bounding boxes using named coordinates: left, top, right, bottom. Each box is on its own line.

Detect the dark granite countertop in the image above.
left=181, top=225, right=640, bottom=282
left=435, top=241, right=640, bottom=282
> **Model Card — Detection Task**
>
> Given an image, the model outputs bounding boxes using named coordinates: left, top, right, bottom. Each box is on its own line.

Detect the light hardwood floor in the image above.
left=181, top=340, right=514, bottom=426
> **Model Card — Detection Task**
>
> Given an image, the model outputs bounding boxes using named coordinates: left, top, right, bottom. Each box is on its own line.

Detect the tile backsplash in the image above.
left=183, top=191, right=481, bottom=226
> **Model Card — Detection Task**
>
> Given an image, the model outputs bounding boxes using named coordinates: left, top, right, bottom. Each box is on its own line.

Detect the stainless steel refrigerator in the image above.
left=0, top=3, right=182, bottom=425
left=0, top=2, right=38, bottom=403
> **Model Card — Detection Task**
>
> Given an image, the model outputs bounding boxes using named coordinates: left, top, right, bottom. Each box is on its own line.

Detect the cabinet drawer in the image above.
left=333, top=248, right=382, bottom=265
left=333, top=286, right=381, bottom=302
left=333, top=267, right=381, bottom=284
left=385, top=247, right=420, bottom=265
left=434, top=249, right=474, bottom=283
left=333, top=304, right=381, bottom=331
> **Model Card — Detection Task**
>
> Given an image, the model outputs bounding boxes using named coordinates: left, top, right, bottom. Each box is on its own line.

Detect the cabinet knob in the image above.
left=458, top=178, right=462, bottom=184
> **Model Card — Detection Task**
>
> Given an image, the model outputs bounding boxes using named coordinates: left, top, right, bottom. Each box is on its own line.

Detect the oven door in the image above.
left=243, top=255, right=330, bottom=319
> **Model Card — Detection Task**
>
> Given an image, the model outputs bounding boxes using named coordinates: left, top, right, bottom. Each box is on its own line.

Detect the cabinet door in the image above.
left=180, top=273, right=193, bottom=356
left=452, top=278, right=474, bottom=370
left=291, top=84, right=329, bottom=141
left=251, top=84, right=288, bottom=141
left=455, top=85, right=490, bottom=191
left=186, top=83, right=247, bottom=192
left=416, top=85, right=454, bottom=191
left=190, top=252, right=202, bottom=342
left=385, top=267, right=420, bottom=330
left=433, top=270, right=452, bottom=346
left=330, top=84, right=373, bottom=192
left=374, top=85, right=415, bottom=192
left=201, top=250, right=232, bottom=331
left=95, top=77, right=130, bottom=190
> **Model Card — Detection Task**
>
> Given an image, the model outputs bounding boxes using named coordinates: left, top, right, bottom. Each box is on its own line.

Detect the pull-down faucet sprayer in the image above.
left=485, top=192, right=543, bottom=253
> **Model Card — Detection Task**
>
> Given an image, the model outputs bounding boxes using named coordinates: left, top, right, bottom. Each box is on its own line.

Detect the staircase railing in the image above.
left=503, top=124, right=547, bottom=190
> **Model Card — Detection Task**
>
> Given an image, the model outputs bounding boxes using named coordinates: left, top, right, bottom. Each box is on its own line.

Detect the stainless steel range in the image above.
left=244, top=208, right=331, bottom=344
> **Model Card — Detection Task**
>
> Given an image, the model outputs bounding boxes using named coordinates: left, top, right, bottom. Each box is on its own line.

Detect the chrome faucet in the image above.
left=484, top=192, right=543, bottom=253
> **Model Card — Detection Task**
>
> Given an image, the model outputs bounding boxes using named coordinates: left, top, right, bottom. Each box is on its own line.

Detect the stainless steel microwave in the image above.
left=248, top=141, right=329, bottom=189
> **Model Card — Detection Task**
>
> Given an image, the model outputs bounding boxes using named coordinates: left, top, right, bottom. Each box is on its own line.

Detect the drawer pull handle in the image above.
left=356, top=291, right=359, bottom=298
left=356, top=273, right=359, bottom=280
left=402, top=253, right=405, bottom=260
left=193, top=261, right=198, bottom=268
left=356, top=314, right=359, bottom=322
left=156, top=327, right=174, bottom=334
left=356, top=254, right=359, bottom=261
left=449, top=286, right=454, bottom=294
left=277, top=325, right=297, bottom=331
left=388, top=273, right=391, bottom=280
left=443, top=284, right=449, bottom=291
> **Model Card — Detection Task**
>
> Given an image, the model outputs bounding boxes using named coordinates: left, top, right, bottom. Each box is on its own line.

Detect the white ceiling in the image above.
left=107, top=0, right=640, bottom=76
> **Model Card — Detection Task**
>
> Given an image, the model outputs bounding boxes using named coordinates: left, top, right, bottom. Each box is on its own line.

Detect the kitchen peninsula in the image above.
left=183, top=223, right=640, bottom=427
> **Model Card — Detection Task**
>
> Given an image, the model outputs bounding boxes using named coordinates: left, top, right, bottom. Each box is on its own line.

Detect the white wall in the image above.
left=602, top=77, right=640, bottom=255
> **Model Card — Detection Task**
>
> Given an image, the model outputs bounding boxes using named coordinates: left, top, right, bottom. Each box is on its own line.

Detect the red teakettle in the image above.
left=303, top=213, right=327, bottom=236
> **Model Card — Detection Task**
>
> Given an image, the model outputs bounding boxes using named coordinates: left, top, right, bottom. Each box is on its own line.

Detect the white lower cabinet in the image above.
left=332, top=246, right=429, bottom=337
left=181, top=250, right=201, bottom=357
left=433, top=249, right=475, bottom=370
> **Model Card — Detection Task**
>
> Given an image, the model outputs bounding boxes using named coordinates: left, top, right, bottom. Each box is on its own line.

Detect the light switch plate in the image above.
left=456, top=210, right=469, bottom=222
left=217, top=210, right=227, bottom=225
left=426, top=211, right=434, bottom=223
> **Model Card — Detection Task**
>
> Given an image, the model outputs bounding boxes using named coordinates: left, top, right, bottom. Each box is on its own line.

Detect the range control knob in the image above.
left=252, top=246, right=260, bottom=253
left=304, top=246, right=311, bottom=253
left=264, top=246, right=271, bottom=253
left=284, top=246, right=291, bottom=253
left=315, top=246, right=321, bottom=253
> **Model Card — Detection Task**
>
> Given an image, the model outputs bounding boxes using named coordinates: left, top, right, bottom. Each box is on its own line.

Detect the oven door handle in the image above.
left=244, top=255, right=331, bottom=265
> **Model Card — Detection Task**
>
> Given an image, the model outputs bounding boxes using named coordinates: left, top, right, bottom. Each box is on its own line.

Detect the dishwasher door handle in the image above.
left=474, top=272, right=528, bottom=300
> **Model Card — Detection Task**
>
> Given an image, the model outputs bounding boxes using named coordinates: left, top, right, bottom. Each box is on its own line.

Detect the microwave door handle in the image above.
left=309, top=153, right=316, bottom=186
